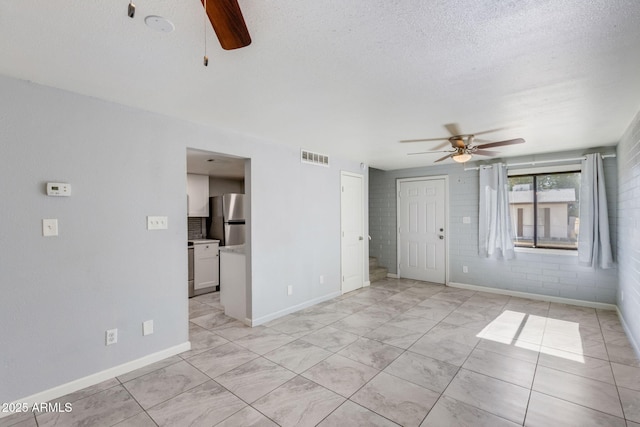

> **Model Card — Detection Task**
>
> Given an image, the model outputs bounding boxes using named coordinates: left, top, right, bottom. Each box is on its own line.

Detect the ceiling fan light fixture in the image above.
left=452, top=153, right=472, bottom=163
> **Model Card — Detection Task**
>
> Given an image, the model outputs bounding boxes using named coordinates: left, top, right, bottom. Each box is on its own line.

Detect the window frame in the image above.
left=507, top=165, right=581, bottom=251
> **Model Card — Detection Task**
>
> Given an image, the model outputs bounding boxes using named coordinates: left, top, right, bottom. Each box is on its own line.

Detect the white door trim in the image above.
left=396, top=175, right=449, bottom=284
left=341, top=171, right=366, bottom=293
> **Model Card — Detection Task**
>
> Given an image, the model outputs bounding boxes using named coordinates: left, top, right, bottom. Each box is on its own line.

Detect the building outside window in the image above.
left=508, top=171, right=581, bottom=249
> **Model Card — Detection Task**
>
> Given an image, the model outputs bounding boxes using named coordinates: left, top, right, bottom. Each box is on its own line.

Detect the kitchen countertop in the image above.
left=218, top=244, right=245, bottom=254
left=188, top=239, right=220, bottom=246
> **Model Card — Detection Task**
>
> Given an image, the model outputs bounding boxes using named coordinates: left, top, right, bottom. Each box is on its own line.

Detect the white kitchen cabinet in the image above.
left=193, top=241, right=219, bottom=291
left=187, top=173, right=209, bottom=217
left=219, top=246, right=246, bottom=322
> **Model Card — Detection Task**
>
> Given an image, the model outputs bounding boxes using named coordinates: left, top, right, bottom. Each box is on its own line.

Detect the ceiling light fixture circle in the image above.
left=452, top=153, right=472, bottom=163
left=144, top=15, right=175, bottom=33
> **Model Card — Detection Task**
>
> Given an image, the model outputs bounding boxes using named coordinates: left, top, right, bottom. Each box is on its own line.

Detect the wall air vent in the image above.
left=301, top=149, right=330, bottom=167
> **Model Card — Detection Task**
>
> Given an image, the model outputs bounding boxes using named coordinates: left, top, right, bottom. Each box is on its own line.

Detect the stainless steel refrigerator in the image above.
left=207, top=193, right=246, bottom=246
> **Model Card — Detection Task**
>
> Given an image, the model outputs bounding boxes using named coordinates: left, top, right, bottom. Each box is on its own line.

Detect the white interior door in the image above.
left=398, top=178, right=446, bottom=283
left=341, top=172, right=365, bottom=294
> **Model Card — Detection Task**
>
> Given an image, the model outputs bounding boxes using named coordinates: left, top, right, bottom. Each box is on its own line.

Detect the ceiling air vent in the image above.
left=301, top=149, right=330, bottom=167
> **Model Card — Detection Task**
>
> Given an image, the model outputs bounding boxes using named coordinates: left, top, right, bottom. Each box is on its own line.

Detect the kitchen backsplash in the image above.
left=188, top=217, right=206, bottom=240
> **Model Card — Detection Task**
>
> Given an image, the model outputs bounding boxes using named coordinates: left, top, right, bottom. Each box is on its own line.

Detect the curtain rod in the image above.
left=463, top=153, right=616, bottom=171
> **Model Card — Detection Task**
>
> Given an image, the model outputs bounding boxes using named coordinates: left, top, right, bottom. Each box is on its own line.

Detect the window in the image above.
left=508, top=171, right=580, bottom=249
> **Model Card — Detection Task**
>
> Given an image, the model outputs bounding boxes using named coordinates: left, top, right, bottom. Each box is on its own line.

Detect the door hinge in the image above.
left=342, top=186, right=344, bottom=192
left=342, top=276, right=344, bottom=282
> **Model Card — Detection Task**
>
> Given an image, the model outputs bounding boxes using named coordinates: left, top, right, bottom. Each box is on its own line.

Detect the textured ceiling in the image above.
left=2, top=1, right=640, bottom=170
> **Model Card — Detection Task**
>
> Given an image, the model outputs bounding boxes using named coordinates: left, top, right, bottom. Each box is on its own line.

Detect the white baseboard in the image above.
left=447, top=281, right=617, bottom=311
left=1, top=342, right=190, bottom=418
left=386, top=273, right=399, bottom=278
left=617, top=307, right=640, bottom=360
left=251, top=291, right=342, bottom=326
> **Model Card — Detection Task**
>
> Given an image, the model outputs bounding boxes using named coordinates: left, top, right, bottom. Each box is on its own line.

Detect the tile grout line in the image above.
left=522, top=313, right=545, bottom=427
left=596, top=308, right=627, bottom=422
left=429, top=306, right=518, bottom=426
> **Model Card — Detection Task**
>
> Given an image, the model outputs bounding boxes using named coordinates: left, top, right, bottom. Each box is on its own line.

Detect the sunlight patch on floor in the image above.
left=477, top=310, right=585, bottom=363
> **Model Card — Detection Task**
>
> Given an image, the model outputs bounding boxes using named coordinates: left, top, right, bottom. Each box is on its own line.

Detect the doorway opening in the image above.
left=186, top=148, right=251, bottom=325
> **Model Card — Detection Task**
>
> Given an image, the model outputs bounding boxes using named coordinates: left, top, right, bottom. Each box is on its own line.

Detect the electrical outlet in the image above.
left=287, top=285, right=293, bottom=296
left=463, top=266, right=468, bottom=273
left=319, top=275, right=324, bottom=284
left=105, top=328, right=118, bottom=346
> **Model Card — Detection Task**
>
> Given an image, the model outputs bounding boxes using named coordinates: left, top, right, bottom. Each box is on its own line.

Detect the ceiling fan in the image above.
left=201, top=0, right=251, bottom=50
left=400, top=123, right=525, bottom=163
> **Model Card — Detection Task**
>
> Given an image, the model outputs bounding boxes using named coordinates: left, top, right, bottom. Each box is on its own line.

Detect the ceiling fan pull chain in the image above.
left=203, top=0, right=209, bottom=66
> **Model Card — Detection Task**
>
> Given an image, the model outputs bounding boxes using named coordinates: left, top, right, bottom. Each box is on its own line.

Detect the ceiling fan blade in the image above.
left=476, top=138, right=525, bottom=149
left=434, top=153, right=453, bottom=163
left=444, top=123, right=462, bottom=136
left=407, top=150, right=453, bottom=155
left=473, top=149, right=499, bottom=157
left=399, top=137, right=450, bottom=143
left=472, top=127, right=510, bottom=137
left=432, top=141, right=451, bottom=150
left=202, top=0, right=251, bottom=50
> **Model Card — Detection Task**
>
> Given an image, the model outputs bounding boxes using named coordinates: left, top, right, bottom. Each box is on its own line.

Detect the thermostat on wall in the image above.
left=47, top=182, right=71, bottom=197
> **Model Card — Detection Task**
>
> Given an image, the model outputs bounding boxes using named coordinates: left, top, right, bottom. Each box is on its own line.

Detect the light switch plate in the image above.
left=147, top=216, right=168, bottom=230
left=143, top=320, right=154, bottom=336
left=42, top=219, right=59, bottom=237
left=463, top=216, right=471, bottom=224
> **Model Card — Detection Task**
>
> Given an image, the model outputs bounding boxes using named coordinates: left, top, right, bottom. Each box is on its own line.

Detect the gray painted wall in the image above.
left=369, top=149, right=618, bottom=304
left=0, top=75, right=367, bottom=403
left=617, top=109, right=640, bottom=352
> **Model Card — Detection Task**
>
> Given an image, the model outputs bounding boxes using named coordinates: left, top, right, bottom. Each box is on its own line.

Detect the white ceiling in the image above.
left=2, top=1, right=640, bottom=170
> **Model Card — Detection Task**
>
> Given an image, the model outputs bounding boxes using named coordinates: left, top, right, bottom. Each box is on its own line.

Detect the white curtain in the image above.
left=578, top=154, right=613, bottom=268
left=479, top=163, right=515, bottom=260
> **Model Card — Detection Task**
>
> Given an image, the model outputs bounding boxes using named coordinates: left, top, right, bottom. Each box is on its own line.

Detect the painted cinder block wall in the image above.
left=617, top=109, right=640, bottom=353
left=369, top=148, right=618, bottom=304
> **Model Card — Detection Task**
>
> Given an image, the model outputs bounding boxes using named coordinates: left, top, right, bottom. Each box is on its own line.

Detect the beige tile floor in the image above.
left=3, top=279, right=640, bottom=427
